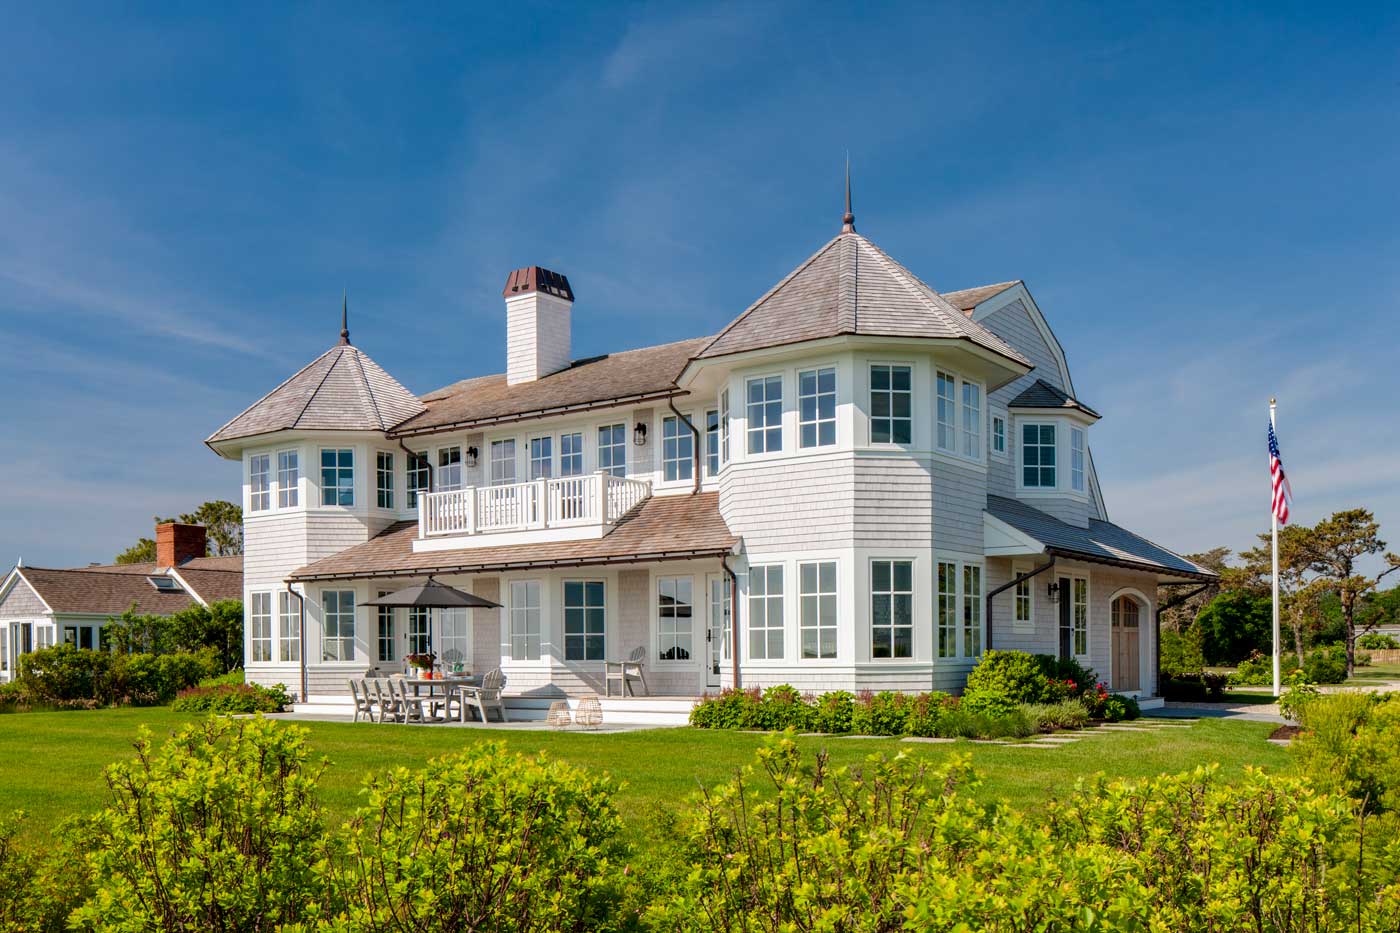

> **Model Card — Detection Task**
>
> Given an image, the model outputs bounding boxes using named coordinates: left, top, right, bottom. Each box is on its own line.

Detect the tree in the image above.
left=111, top=500, right=243, bottom=564
left=114, top=538, right=156, bottom=565
left=1159, top=547, right=1233, bottom=634
left=1194, top=589, right=1273, bottom=664
left=1240, top=524, right=1321, bottom=662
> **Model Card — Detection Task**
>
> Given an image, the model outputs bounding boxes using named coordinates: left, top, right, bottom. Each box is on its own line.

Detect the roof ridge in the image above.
left=205, top=345, right=342, bottom=444
left=348, top=347, right=387, bottom=429
left=293, top=345, right=349, bottom=430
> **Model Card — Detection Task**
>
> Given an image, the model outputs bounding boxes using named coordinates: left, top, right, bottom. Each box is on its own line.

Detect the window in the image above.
left=719, top=389, right=731, bottom=464
left=1071, top=427, right=1085, bottom=492
left=746, top=565, right=784, bottom=660
left=437, top=446, right=463, bottom=491
left=799, top=561, right=837, bottom=659
left=1072, top=578, right=1089, bottom=656
left=1013, top=565, right=1034, bottom=634
left=937, top=561, right=957, bottom=658
left=563, top=581, right=605, bottom=661
left=406, top=451, right=429, bottom=508
left=249, top=592, right=272, bottom=662
left=491, top=439, right=517, bottom=486
left=870, top=364, right=912, bottom=444
left=705, top=409, right=721, bottom=476
left=872, top=560, right=914, bottom=660
left=657, top=576, right=693, bottom=661
left=798, top=367, right=836, bottom=448
left=509, top=581, right=541, bottom=660
left=439, top=608, right=470, bottom=669
left=320, top=449, right=354, bottom=506
left=529, top=436, right=553, bottom=480
left=376, top=452, right=395, bottom=508
left=277, top=450, right=299, bottom=508
left=321, top=590, right=355, bottom=662
left=560, top=432, right=584, bottom=477
left=662, top=415, right=693, bottom=483
left=598, top=424, right=626, bottom=478
left=278, top=591, right=299, bottom=662
left=746, top=375, right=782, bottom=454
left=992, top=415, right=1006, bottom=456
left=407, top=607, right=431, bottom=656
left=961, top=383, right=981, bottom=458
left=1021, top=424, right=1056, bottom=488
left=250, top=454, right=271, bottom=512
left=376, top=595, right=395, bottom=662
left=962, top=564, right=983, bottom=658
left=1113, top=596, right=1140, bottom=629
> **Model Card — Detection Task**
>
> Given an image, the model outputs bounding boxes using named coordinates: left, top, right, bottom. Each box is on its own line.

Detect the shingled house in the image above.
left=0, top=523, right=243, bottom=678
left=207, top=192, right=1212, bottom=711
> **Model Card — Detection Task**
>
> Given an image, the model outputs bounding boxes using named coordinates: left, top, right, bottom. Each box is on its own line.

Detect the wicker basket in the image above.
left=546, top=701, right=572, bottom=729
left=575, top=695, right=603, bottom=728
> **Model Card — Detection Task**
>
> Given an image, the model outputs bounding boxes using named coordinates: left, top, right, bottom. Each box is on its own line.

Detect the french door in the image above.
left=705, top=575, right=730, bottom=689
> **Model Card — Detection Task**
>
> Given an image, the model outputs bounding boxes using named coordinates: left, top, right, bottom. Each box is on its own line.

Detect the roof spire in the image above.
left=339, top=289, right=351, bottom=345
left=841, top=154, right=856, bottom=233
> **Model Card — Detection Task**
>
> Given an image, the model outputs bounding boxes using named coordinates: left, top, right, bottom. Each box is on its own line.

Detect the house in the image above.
left=207, top=193, right=1213, bottom=706
left=0, top=523, right=243, bottom=679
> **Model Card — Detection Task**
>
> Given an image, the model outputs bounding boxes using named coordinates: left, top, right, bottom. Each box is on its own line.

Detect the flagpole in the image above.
left=1271, top=397, right=1281, bottom=699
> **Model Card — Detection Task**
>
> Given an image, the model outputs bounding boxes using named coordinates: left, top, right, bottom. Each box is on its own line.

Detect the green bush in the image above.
left=319, top=743, right=625, bottom=931
left=17, top=645, right=220, bottom=708
left=1278, top=672, right=1321, bottom=723
left=171, top=682, right=291, bottom=713
left=962, top=651, right=1050, bottom=717
left=1195, top=590, right=1272, bottom=664
left=1079, top=683, right=1140, bottom=721
left=1159, top=626, right=1206, bottom=677
left=1031, top=654, right=1098, bottom=696
left=1161, top=675, right=1208, bottom=702
left=1023, top=699, right=1090, bottom=731
left=811, top=690, right=855, bottom=733
left=688, top=688, right=759, bottom=729
left=1305, top=644, right=1349, bottom=684
left=1359, top=632, right=1399, bottom=649
left=984, top=706, right=1036, bottom=738
left=1228, top=650, right=1301, bottom=686
left=851, top=690, right=911, bottom=735
left=751, top=684, right=814, bottom=731
left=905, top=691, right=950, bottom=737
left=1291, top=692, right=1400, bottom=812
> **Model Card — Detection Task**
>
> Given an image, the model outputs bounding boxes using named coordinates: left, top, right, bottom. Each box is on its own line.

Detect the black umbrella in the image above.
left=362, top=576, right=502, bottom=609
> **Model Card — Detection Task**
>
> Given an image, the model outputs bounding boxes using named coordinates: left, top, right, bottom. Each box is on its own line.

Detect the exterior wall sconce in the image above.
left=465, top=446, right=479, bottom=468
left=1047, top=581, right=1060, bottom=603
left=634, top=422, right=648, bottom=446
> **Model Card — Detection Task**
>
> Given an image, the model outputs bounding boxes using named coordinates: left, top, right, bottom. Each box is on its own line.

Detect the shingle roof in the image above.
left=941, top=281, right=1021, bottom=314
left=289, top=492, right=736, bottom=580
left=389, top=337, right=710, bottom=437
left=207, top=344, right=424, bottom=445
left=1008, top=379, right=1101, bottom=419
left=694, top=233, right=1029, bottom=367
left=12, top=559, right=243, bottom=615
left=986, top=495, right=1215, bottom=580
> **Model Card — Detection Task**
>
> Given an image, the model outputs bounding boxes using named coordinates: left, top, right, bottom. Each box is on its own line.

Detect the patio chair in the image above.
left=390, top=677, right=432, bottom=724
left=605, top=647, right=648, bottom=697
left=461, top=668, right=509, bottom=723
left=370, top=678, right=402, bottom=723
left=349, top=679, right=375, bottom=723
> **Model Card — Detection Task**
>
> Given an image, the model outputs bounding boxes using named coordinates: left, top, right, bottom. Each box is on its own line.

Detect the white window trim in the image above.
left=870, top=557, right=915, bottom=663
left=1016, top=420, right=1059, bottom=493
left=1011, top=561, right=1035, bottom=635
left=375, top=450, right=396, bottom=510
left=276, top=448, right=301, bottom=509
left=654, top=574, right=698, bottom=668
left=797, top=559, right=839, bottom=661
left=990, top=410, right=1008, bottom=460
left=248, top=453, right=272, bottom=513
left=558, top=430, right=586, bottom=478
left=703, top=408, right=722, bottom=478
left=659, top=412, right=697, bottom=488
left=934, top=368, right=986, bottom=465
left=934, top=555, right=985, bottom=662
left=744, top=564, right=785, bottom=664
left=527, top=434, right=555, bottom=482
left=797, top=364, right=838, bottom=450
left=505, top=578, right=545, bottom=664
left=744, top=372, right=785, bottom=458
left=1070, top=573, right=1090, bottom=660
left=249, top=591, right=273, bottom=663
left=597, top=422, right=628, bottom=479
left=489, top=437, right=519, bottom=487
left=319, top=588, right=357, bottom=663
left=318, top=447, right=356, bottom=509
left=1070, top=426, right=1086, bottom=493
left=867, top=361, right=914, bottom=448
left=561, top=577, right=607, bottom=665
left=718, top=388, right=731, bottom=467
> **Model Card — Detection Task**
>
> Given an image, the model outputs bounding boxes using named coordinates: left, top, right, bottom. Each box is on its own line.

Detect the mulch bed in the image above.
left=1268, top=724, right=1301, bottom=742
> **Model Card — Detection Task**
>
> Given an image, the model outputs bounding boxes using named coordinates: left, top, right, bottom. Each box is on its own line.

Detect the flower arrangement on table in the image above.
left=405, top=652, right=437, bottom=677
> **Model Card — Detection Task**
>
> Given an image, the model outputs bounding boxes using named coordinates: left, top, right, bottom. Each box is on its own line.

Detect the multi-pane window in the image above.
left=278, top=591, right=299, bottom=662
left=598, top=424, right=627, bottom=478
left=529, top=436, right=553, bottom=480
left=407, top=607, right=431, bottom=656
left=746, top=565, right=784, bottom=660
left=719, top=389, right=730, bottom=464
left=871, top=560, right=914, bottom=660
left=563, top=581, right=605, bottom=661
left=657, top=576, right=693, bottom=661
left=1022, top=424, right=1057, bottom=488
left=321, top=590, right=355, bottom=662
left=437, top=446, right=463, bottom=491
left=406, top=451, right=429, bottom=508
left=870, top=364, right=912, bottom=444
left=376, top=597, right=395, bottom=662
left=936, top=372, right=956, bottom=451
left=320, top=449, right=354, bottom=506
left=1072, top=578, right=1089, bottom=656
left=936, top=561, right=957, bottom=658
left=705, top=409, right=721, bottom=476
left=798, top=367, right=836, bottom=448
left=277, top=450, right=299, bottom=508
left=376, top=452, right=394, bottom=508
left=560, top=432, right=584, bottom=476
left=992, top=415, right=1006, bottom=456
left=249, top=592, right=272, bottom=662
left=250, top=454, right=271, bottom=512
left=746, top=375, right=783, bottom=454
left=438, top=608, right=470, bottom=669
left=799, top=561, right=837, bottom=660
left=1071, top=427, right=1085, bottom=492
left=1013, top=568, right=1033, bottom=633
left=962, top=564, right=983, bottom=658
left=509, top=581, right=541, bottom=660
left=662, top=416, right=693, bottom=483
left=961, top=383, right=981, bottom=458
left=491, top=439, right=517, bottom=486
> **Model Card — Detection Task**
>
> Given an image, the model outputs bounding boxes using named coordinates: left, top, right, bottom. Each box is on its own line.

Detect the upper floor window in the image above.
left=991, top=415, right=1006, bottom=456
left=277, top=450, right=299, bottom=508
left=961, top=383, right=981, bottom=458
left=936, top=372, right=956, bottom=451
left=320, top=449, right=354, bottom=507
left=705, top=409, right=721, bottom=476
left=437, top=447, right=463, bottom=491
left=376, top=452, right=395, bottom=509
left=563, top=580, right=605, bottom=661
left=872, top=559, right=913, bottom=660
left=598, top=424, right=626, bottom=478
left=798, top=367, right=836, bottom=448
left=719, top=389, right=731, bottom=464
left=747, top=565, right=784, bottom=660
left=662, top=415, right=693, bottom=483
left=657, top=576, right=693, bottom=661
left=321, top=589, right=355, bottom=661
left=870, top=364, right=912, bottom=444
left=528, top=436, right=553, bottom=480
left=406, top=451, right=429, bottom=508
left=746, top=375, right=782, bottom=454
left=491, top=439, right=517, bottom=486
left=509, top=581, right=541, bottom=660
left=1070, top=427, right=1086, bottom=492
left=560, top=432, right=584, bottom=477
left=250, top=454, right=271, bottom=512
left=1021, top=424, right=1056, bottom=488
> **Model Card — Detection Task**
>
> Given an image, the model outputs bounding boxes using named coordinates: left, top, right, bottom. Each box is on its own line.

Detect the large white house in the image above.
left=207, top=197, right=1213, bottom=704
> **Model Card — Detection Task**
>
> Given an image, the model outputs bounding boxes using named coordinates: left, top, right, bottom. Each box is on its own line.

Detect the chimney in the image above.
left=156, top=522, right=207, bottom=568
left=502, top=266, right=574, bottom=385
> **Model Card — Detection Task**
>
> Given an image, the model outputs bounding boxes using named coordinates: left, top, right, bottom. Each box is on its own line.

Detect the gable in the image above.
left=979, top=298, right=1067, bottom=395
left=0, top=572, right=50, bottom=619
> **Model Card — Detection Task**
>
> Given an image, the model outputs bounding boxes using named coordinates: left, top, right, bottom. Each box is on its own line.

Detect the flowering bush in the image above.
left=171, top=681, right=291, bottom=713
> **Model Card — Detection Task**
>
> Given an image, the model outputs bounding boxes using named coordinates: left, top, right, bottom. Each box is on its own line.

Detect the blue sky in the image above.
left=1, top=2, right=1397, bottom=569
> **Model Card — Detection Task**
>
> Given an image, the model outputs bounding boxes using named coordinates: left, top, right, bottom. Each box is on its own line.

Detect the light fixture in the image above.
left=465, top=446, right=479, bottom=468
left=1047, top=581, right=1060, bottom=604
left=634, top=422, right=648, bottom=446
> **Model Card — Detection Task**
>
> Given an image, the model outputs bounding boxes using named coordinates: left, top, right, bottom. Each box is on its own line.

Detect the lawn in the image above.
left=0, top=709, right=1289, bottom=847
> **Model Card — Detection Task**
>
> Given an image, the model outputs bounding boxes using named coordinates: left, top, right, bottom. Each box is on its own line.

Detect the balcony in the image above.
left=416, top=472, right=652, bottom=549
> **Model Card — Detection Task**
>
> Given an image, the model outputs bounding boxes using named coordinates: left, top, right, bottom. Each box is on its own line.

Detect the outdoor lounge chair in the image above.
left=460, top=668, right=508, bottom=723
left=605, top=647, right=648, bottom=697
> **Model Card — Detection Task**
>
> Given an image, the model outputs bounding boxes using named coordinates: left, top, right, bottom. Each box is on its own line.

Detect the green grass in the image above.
left=0, top=709, right=1289, bottom=846
left=1346, top=660, right=1400, bottom=684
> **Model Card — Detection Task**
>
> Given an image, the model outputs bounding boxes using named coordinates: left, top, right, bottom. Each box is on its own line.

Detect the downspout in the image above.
left=983, top=560, right=1054, bottom=653
left=397, top=438, right=434, bottom=496
left=722, top=554, right=740, bottom=689
left=285, top=580, right=306, bottom=703
left=667, top=398, right=702, bottom=495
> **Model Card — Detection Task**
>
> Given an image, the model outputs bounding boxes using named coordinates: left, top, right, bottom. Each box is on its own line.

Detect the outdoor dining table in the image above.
left=399, top=675, right=480, bottom=722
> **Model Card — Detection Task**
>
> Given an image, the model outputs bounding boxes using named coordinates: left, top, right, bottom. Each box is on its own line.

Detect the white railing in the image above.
left=419, top=471, right=652, bottom=538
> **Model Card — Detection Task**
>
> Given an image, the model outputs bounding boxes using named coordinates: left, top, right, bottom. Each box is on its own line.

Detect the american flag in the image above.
left=1269, top=422, right=1291, bottom=525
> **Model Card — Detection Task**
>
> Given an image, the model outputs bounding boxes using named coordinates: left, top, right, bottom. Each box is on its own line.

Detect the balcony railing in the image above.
left=419, top=472, right=652, bottom=539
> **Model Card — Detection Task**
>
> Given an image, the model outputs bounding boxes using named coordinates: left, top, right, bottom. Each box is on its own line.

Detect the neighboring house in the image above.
left=0, top=523, right=243, bottom=679
left=207, top=199, right=1213, bottom=703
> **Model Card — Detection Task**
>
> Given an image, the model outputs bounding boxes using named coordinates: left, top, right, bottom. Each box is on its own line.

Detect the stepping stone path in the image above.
left=816, top=718, right=1202, bottom=750
left=901, top=736, right=956, bottom=744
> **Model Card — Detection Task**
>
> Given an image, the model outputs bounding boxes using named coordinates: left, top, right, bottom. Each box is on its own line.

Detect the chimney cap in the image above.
left=503, top=266, right=574, bottom=302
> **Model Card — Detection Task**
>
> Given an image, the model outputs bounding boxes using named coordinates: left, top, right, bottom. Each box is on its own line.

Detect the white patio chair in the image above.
left=349, top=679, right=375, bottom=723
left=605, top=647, right=648, bottom=697
left=370, top=679, right=401, bottom=723
left=390, top=677, right=431, bottom=725
left=461, top=668, right=508, bottom=723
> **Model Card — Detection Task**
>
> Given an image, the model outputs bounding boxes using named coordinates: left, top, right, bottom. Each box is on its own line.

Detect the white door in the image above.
left=437, top=608, right=473, bottom=673
left=705, top=575, right=730, bottom=689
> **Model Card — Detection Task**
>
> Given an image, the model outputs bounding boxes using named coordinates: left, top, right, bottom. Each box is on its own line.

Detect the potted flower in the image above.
left=405, top=652, right=436, bottom=679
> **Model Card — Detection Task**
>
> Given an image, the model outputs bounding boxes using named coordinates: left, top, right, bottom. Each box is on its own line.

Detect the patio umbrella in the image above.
left=362, top=576, right=502, bottom=609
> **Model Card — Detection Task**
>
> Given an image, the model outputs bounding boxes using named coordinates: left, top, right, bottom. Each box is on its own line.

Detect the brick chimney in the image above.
left=503, top=266, right=574, bottom=385
left=156, top=522, right=207, bottom=568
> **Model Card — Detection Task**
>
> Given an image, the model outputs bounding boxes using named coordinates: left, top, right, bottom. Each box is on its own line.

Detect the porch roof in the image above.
left=288, top=492, right=737, bottom=582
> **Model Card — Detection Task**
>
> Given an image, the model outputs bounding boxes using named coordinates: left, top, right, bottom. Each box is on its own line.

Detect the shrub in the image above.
left=1228, top=650, right=1301, bottom=686
left=933, top=706, right=984, bottom=739
left=1359, top=632, right=1399, bottom=650
left=811, top=690, right=855, bottom=734
left=1023, top=699, right=1090, bottom=731
left=171, top=681, right=291, bottom=714
left=1159, top=626, right=1205, bottom=677
left=1278, top=672, right=1321, bottom=723
left=1032, top=654, right=1097, bottom=695
left=1304, top=644, right=1349, bottom=684
left=689, top=687, right=759, bottom=729
left=851, top=690, right=911, bottom=735
left=68, top=716, right=326, bottom=931
left=1201, top=670, right=1229, bottom=699
left=320, top=743, right=625, bottom=931
left=15, top=645, right=113, bottom=703
left=984, top=707, right=1035, bottom=739
left=1290, top=691, right=1396, bottom=811
left=1079, top=683, right=1140, bottom=721
left=963, top=651, right=1049, bottom=717
left=752, top=684, right=814, bottom=731
left=1160, top=675, right=1208, bottom=702
left=905, top=691, right=950, bottom=737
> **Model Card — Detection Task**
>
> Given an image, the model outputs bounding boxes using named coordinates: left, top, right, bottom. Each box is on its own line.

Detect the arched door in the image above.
left=1111, top=596, right=1141, bottom=692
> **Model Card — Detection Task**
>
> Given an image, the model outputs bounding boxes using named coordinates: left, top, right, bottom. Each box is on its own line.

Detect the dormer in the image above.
left=503, top=266, right=574, bottom=385
left=1008, top=379, right=1100, bottom=507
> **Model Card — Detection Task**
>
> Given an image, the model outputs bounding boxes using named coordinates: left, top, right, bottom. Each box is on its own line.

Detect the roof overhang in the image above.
left=1007, top=405, right=1101, bottom=426
left=387, top=388, right=691, bottom=440
left=983, top=513, right=1217, bottom=584
left=0, top=568, right=55, bottom=615
left=287, top=544, right=737, bottom=583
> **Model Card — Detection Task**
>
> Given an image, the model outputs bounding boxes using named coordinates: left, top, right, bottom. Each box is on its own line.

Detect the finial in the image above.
left=339, top=289, right=351, bottom=345
left=841, top=154, right=855, bottom=233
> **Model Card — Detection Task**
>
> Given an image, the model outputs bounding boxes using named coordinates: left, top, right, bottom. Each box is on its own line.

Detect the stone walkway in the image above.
left=893, top=717, right=1202, bottom=748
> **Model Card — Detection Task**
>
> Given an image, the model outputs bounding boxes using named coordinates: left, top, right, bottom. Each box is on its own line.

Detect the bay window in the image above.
left=719, top=389, right=730, bottom=464
left=798, top=367, right=836, bottom=448
left=376, top=451, right=394, bottom=508
left=705, top=409, right=721, bottom=475
left=961, top=383, right=981, bottom=458
left=799, top=561, right=837, bottom=659
left=277, top=450, right=299, bottom=507
left=936, top=372, right=956, bottom=451
left=1071, top=427, right=1085, bottom=492
left=250, top=454, right=271, bottom=512
left=870, top=364, right=912, bottom=444
left=747, top=565, right=784, bottom=660
left=1021, top=424, right=1056, bottom=488
left=320, top=449, right=354, bottom=506
left=871, top=559, right=913, bottom=660
left=406, top=451, right=429, bottom=508
left=746, top=375, right=782, bottom=454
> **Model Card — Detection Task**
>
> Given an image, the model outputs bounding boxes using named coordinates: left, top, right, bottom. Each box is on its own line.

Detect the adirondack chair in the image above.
left=605, top=647, right=648, bottom=697
left=349, top=679, right=376, bottom=723
left=460, top=668, right=508, bottom=723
